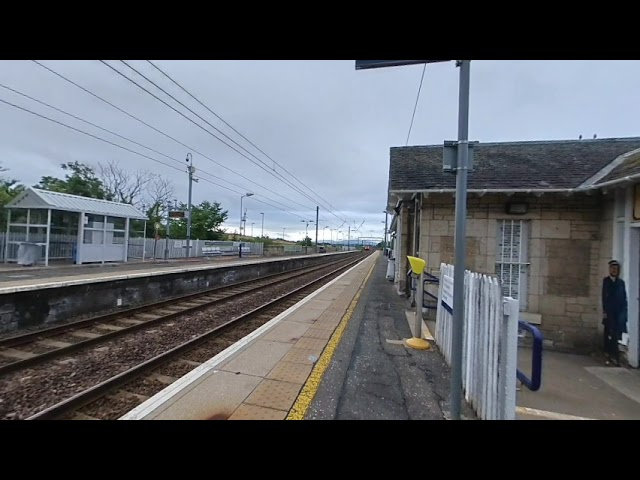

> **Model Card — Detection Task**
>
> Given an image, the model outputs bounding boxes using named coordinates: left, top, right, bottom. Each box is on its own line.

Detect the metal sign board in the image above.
left=441, top=274, right=454, bottom=313
left=169, top=211, right=185, bottom=219
left=443, top=141, right=478, bottom=172
left=355, top=60, right=450, bottom=70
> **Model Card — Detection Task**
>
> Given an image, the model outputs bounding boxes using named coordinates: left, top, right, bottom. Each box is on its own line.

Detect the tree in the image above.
left=298, top=236, right=313, bottom=247
left=96, top=161, right=176, bottom=237
left=169, top=201, right=228, bottom=241
left=145, top=175, right=175, bottom=212
left=36, top=162, right=110, bottom=199
left=98, top=160, right=153, bottom=205
left=0, top=165, right=25, bottom=225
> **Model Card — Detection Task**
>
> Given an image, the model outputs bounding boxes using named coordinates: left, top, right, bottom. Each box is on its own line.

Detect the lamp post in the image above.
left=240, top=193, right=254, bottom=236
left=186, top=153, right=194, bottom=257
left=300, top=220, right=315, bottom=246
left=282, top=227, right=286, bottom=240
left=260, top=213, right=264, bottom=238
left=251, top=222, right=255, bottom=237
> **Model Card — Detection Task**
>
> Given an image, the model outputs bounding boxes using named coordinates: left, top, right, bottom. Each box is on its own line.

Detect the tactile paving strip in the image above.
left=243, top=379, right=302, bottom=411
left=267, top=361, right=313, bottom=384
left=280, top=347, right=320, bottom=365
left=228, top=404, right=288, bottom=420
left=303, top=327, right=334, bottom=340
left=293, top=337, right=328, bottom=354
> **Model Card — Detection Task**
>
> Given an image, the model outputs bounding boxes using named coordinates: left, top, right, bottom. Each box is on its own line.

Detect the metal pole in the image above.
left=348, top=225, right=351, bottom=250
left=415, top=272, right=424, bottom=337
left=77, top=212, right=84, bottom=265
left=243, top=209, right=247, bottom=237
left=26, top=209, right=30, bottom=242
left=123, top=217, right=130, bottom=263
left=101, top=215, right=107, bottom=266
left=450, top=60, right=471, bottom=421
left=45, top=209, right=51, bottom=267
left=165, top=203, right=170, bottom=260
left=283, top=227, right=285, bottom=240
left=4, top=209, right=11, bottom=263
left=261, top=213, right=264, bottom=238
left=186, top=153, right=193, bottom=258
left=384, top=212, right=389, bottom=255
left=315, top=207, right=319, bottom=253
left=142, top=220, right=147, bottom=261
left=240, top=195, right=244, bottom=237
left=251, top=223, right=254, bottom=237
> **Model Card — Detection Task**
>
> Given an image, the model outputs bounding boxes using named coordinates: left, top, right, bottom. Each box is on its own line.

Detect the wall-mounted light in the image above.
left=506, top=202, right=528, bottom=215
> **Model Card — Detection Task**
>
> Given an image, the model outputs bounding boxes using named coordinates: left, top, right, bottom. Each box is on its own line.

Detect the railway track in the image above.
left=0, top=254, right=358, bottom=375
left=0, top=252, right=371, bottom=420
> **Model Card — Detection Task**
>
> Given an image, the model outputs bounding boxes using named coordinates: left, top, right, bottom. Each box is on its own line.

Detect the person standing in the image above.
left=602, top=260, right=628, bottom=366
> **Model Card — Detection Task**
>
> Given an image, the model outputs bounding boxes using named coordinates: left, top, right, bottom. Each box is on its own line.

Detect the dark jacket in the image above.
left=602, top=276, right=628, bottom=335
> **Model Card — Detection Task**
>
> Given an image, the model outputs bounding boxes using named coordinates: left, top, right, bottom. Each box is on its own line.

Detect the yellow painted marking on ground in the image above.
left=516, top=406, right=596, bottom=421
left=286, top=258, right=377, bottom=420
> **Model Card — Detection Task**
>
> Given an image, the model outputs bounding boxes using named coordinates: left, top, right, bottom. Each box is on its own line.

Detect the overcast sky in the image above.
left=1, top=60, right=639, bottom=241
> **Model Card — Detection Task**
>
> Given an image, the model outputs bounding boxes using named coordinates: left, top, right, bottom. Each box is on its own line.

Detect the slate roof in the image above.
left=388, top=138, right=640, bottom=192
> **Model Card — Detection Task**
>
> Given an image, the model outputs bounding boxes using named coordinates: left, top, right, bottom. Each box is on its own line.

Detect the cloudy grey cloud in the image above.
left=1, top=60, right=639, bottom=241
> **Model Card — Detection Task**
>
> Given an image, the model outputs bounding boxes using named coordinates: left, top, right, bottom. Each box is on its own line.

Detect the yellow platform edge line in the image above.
left=286, top=257, right=377, bottom=420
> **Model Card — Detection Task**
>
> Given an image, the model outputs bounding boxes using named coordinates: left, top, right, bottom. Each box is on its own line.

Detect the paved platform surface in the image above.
left=516, top=349, right=640, bottom=420
left=0, top=253, right=332, bottom=294
left=121, top=252, right=379, bottom=420
left=305, top=255, right=474, bottom=420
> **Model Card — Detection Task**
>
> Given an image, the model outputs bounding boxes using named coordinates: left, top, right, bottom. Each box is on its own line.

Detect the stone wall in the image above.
left=416, top=192, right=609, bottom=353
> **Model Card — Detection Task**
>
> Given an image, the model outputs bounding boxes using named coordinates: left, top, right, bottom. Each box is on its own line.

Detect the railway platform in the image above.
left=121, top=251, right=471, bottom=420
left=0, top=253, right=336, bottom=294
left=0, top=251, right=355, bottom=336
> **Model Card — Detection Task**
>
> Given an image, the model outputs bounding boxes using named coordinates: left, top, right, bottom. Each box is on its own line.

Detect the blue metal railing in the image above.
left=517, top=321, right=543, bottom=392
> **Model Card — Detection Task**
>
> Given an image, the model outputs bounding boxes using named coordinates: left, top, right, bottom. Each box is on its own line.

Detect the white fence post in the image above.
left=498, top=297, right=519, bottom=420
left=434, top=263, right=518, bottom=420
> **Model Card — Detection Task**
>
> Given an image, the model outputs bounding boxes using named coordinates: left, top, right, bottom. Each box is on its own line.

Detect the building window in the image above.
left=496, top=219, right=530, bottom=311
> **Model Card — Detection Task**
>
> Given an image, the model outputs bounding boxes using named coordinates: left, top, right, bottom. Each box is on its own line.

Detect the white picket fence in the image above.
left=435, top=263, right=519, bottom=420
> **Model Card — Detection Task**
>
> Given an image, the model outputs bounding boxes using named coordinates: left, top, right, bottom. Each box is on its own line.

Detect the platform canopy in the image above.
left=7, top=188, right=147, bottom=220
left=5, top=188, right=147, bottom=266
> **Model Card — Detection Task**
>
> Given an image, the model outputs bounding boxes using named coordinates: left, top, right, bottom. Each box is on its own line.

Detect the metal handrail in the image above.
left=406, top=269, right=440, bottom=310
left=517, top=321, right=543, bottom=392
